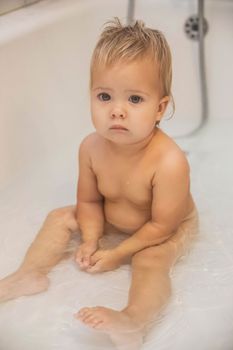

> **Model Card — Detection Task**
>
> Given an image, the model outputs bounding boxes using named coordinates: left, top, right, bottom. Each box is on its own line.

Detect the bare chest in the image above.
left=93, top=156, right=154, bottom=208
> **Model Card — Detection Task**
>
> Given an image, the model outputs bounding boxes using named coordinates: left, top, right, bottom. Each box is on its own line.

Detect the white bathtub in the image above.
left=0, top=1, right=233, bottom=349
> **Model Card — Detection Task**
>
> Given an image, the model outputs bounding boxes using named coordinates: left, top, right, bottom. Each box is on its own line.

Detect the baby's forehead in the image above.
left=90, top=60, right=162, bottom=96
left=91, top=57, right=160, bottom=83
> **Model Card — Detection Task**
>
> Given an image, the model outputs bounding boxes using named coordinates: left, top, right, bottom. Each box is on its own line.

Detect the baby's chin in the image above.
left=100, top=129, right=142, bottom=141
left=97, top=130, right=133, bottom=143
left=104, top=132, right=155, bottom=146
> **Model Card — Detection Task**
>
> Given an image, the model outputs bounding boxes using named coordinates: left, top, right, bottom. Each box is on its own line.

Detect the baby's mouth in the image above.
left=110, top=125, right=128, bottom=131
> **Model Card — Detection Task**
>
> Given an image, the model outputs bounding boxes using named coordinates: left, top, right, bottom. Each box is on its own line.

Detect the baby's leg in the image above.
left=124, top=207, right=199, bottom=327
left=0, top=205, right=78, bottom=303
left=76, top=208, right=199, bottom=350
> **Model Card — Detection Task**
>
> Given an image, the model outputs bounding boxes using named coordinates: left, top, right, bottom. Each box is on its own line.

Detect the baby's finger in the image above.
left=82, top=256, right=91, bottom=268
left=89, top=252, right=102, bottom=265
left=75, top=250, right=85, bottom=265
left=86, top=263, right=101, bottom=274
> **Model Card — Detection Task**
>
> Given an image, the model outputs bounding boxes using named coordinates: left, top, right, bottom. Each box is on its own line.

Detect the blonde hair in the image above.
left=90, top=17, right=175, bottom=121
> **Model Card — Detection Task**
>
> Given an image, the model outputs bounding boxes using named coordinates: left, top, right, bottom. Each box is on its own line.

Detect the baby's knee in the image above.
left=132, top=246, right=173, bottom=272
left=47, top=206, right=79, bottom=232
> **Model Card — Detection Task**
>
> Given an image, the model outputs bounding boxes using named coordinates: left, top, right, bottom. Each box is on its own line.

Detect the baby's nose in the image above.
left=111, top=108, right=126, bottom=119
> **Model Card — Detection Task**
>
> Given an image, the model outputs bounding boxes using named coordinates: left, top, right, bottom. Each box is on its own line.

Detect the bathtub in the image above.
left=0, top=0, right=233, bottom=349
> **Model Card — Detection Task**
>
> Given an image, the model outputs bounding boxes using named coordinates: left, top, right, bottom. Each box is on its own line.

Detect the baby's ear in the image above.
left=157, top=96, right=170, bottom=117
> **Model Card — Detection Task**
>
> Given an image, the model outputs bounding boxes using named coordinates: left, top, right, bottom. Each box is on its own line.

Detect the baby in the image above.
left=0, top=18, right=199, bottom=349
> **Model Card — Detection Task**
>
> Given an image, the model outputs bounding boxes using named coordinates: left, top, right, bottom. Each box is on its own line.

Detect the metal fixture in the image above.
left=184, top=15, right=208, bottom=40
left=127, top=0, right=135, bottom=25
left=178, top=0, right=209, bottom=137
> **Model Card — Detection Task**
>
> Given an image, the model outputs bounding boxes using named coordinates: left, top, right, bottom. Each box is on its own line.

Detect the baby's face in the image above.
left=90, top=58, right=168, bottom=145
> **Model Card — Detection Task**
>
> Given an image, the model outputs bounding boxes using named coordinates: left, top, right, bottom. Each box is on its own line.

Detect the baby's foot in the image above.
left=0, top=270, right=49, bottom=303
left=75, top=306, right=144, bottom=350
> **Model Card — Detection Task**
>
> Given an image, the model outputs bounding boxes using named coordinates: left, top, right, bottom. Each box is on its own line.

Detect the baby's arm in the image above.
left=75, top=135, right=105, bottom=268
left=115, top=150, right=191, bottom=259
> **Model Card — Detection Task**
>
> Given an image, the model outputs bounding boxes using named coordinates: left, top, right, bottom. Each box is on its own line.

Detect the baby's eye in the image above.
left=97, top=93, right=111, bottom=101
left=129, top=95, right=143, bottom=104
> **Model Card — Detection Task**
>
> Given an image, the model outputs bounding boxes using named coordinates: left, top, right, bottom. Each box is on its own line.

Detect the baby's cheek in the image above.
left=133, top=127, right=151, bottom=141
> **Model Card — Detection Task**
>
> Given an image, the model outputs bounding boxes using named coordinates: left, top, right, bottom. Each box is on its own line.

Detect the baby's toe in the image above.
left=83, top=311, right=102, bottom=323
left=87, top=315, right=103, bottom=326
left=88, top=311, right=106, bottom=329
left=76, top=307, right=91, bottom=319
left=92, top=320, right=105, bottom=329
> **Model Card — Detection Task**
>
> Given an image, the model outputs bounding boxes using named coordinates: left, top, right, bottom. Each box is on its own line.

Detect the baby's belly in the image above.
left=104, top=200, right=151, bottom=234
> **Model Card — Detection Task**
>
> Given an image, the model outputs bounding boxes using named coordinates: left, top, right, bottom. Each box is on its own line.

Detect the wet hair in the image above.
left=90, top=17, right=175, bottom=122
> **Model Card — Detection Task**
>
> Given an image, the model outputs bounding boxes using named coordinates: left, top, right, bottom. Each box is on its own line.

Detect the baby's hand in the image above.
left=86, top=249, right=123, bottom=274
left=75, top=241, right=99, bottom=270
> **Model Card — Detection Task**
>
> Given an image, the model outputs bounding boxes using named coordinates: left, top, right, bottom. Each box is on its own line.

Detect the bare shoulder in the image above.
left=78, top=132, right=103, bottom=157
left=152, top=129, right=190, bottom=172
left=79, top=132, right=102, bottom=150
